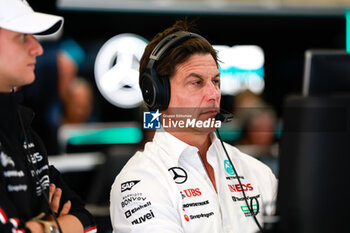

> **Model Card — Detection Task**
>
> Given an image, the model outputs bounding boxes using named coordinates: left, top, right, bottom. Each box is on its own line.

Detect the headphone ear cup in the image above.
left=140, top=72, right=156, bottom=109
left=140, top=71, right=170, bottom=111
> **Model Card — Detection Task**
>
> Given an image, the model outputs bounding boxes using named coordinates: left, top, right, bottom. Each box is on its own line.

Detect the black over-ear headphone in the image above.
left=140, top=31, right=209, bottom=111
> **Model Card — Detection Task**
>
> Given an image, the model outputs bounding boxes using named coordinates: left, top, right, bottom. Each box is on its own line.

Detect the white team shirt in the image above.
left=110, top=129, right=278, bottom=233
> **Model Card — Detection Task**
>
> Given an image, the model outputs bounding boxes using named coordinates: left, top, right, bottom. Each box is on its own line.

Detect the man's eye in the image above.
left=20, top=34, right=28, bottom=41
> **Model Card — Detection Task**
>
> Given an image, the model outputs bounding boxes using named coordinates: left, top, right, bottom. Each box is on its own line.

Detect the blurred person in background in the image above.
left=0, top=0, right=96, bottom=232
left=61, top=77, right=94, bottom=125
left=22, top=37, right=86, bottom=155
left=57, top=39, right=86, bottom=102
left=233, top=90, right=279, bottom=175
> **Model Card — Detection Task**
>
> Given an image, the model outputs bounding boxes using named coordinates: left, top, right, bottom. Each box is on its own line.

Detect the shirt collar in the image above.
left=153, top=128, right=221, bottom=164
left=207, top=132, right=223, bottom=162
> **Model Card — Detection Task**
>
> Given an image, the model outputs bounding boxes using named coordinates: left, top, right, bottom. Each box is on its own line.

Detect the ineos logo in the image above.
left=94, top=33, right=148, bottom=108
left=168, top=167, right=187, bottom=184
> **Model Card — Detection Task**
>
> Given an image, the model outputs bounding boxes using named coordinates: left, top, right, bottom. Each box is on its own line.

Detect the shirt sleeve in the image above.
left=49, top=166, right=97, bottom=233
left=29, top=128, right=97, bottom=233
left=110, top=165, right=184, bottom=233
left=0, top=166, right=97, bottom=233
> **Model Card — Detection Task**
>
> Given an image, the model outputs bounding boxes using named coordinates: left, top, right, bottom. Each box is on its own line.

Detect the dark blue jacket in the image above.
left=0, top=92, right=96, bottom=233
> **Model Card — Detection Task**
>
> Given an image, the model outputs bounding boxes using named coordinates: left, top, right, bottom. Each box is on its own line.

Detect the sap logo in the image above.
left=183, top=188, right=202, bottom=197
left=131, top=210, right=155, bottom=225
left=228, top=183, right=253, bottom=192
left=121, top=180, right=140, bottom=192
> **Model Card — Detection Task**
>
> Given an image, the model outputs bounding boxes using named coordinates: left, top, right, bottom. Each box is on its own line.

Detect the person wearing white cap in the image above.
left=0, top=1, right=97, bottom=233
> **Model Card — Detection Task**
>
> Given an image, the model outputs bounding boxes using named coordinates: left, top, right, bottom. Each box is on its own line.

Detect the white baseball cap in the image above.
left=0, top=0, right=63, bottom=35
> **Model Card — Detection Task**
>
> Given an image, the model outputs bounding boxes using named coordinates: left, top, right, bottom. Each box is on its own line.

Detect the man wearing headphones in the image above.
left=0, top=1, right=96, bottom=232
left=110, top=20, right=277, bottom=233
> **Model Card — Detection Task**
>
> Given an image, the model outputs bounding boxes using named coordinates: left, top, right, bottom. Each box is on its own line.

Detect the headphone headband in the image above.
left=149, top=31, right=208, bottom=62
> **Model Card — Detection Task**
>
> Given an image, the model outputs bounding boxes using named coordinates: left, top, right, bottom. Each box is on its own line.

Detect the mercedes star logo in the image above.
left=94, top=33, right=148, bottom=109
left=168, top=167, right=188, bottom=184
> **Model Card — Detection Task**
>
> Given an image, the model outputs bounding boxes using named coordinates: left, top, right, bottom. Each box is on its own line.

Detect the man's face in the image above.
left=166, top=53, right=221, bottom=122
left=0, top=28, right=43, bottom=92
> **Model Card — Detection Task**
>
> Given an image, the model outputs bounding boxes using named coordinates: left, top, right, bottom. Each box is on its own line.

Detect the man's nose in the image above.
left=29, top=35, right=44, bottom=57
left=204, top=81, right=221, bottom=102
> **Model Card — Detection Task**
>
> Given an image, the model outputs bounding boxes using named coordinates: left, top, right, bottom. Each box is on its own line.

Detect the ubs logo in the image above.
left=183, top=188, right=202, bottom=197
left=168, top=167, right=188, bottom=184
